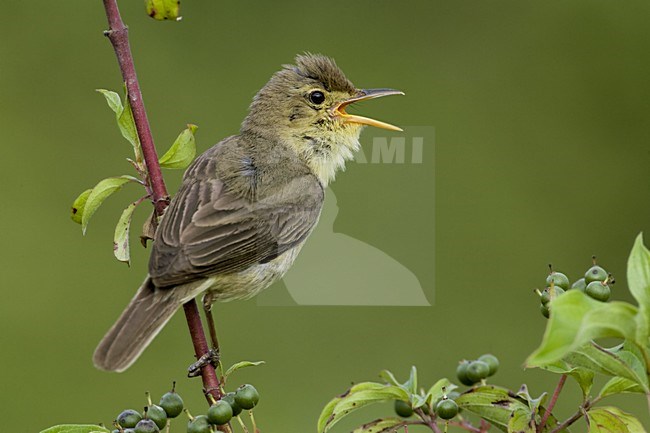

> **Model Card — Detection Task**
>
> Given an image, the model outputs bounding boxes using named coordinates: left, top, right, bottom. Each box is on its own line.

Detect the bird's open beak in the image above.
left=333, top=88, right=405, bottom=132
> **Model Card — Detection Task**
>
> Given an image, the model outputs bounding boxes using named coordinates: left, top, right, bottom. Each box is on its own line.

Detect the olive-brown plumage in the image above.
left=93, top=54, right=402, bottom=371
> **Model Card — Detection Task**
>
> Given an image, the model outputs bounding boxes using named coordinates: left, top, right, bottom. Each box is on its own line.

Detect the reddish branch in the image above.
left=538, top=374, right=567, bottom=432
left=101, top=0, right=221, bottom=404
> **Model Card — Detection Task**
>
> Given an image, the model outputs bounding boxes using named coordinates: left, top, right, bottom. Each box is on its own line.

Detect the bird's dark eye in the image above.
left=308, top=90, right=326, bottom=105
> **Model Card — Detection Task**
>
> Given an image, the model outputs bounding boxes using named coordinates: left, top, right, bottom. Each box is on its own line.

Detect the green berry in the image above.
left=134, top=419, right=159, bottom=433
left=540, top=287, right=565, bottom=305
left=571, top=278, right=587, bottom=292
left=208, top=400, right=233, bottom=425
left=235, top=384, right=260, bottom=410
left=466, top=360, right=490, bottom=383
left=222, top=392, right=242, bottom=417
left=436, top=399, right=459, bottom=420
left=546, top=272, right=570, bottom=290
left=456, top=360, right=474, bottom=386
left=394, top=400, right=413, bottom=418
left=540, top=303, right=550, bottom=318
left=146, top=405, right=167, bottom=430
left=585, top=265, right=608, bottom=284
left=187, top=415, right=211, bottom=433
left=159, top=388, right=184, bottom=418
left=586, top=281, right=611, bottom=302
left=117, top=410, right=143, bottom=429
left=477, top=354, right=499, bottom=376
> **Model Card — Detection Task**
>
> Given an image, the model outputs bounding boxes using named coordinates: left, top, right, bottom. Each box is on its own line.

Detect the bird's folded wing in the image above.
left=149, top=155, right=323, bottom=287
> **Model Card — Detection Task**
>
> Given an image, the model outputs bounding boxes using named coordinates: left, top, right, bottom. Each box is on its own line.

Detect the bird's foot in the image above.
left=187, top=347, right=221, bottom=377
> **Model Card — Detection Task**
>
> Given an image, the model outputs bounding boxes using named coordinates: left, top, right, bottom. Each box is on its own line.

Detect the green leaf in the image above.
left=145, top=0, right=181, bottom=21
left=159, top=124, right=198, bottom=169
left=379, top=370, right=401, bottom=387
left=352, top=418, right=406, bottom=433
left=425, top=378, right=456, bottom=406
left=599, top=377, right=645, bottom=399
left=317, top=382, right=409, bottom=433
left=587, top=406, right=647, bottom=432
left=628, top=233, right=650, bottom=350
left=71, top=189, right=92, bottom=224
left=526, top=290, right=638, bottom=367
left=224, top=360, right=265, bottom=377
left=113, top=200, right=140, bottom=264
left=455, top=386, right=565, bottom=433
left=541, top=360, right=594, bottom=399
left=96, top=89, right=123, bottom=113
left=82, top=176, right=139, bottom=234
left=40, top=425, right=110, bottom=433
left=508, top=408, right=535, bottom=433
left=97, top=89, right=144, bottom=167
left=455, top=386, right=530, bottom=432
left=403, top=365, right=417, bottom=394
left=565, top=343, right=649, bottom=392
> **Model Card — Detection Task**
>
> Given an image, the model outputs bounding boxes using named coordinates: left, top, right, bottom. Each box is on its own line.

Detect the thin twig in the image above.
left=448, top=420, right=480, bottom=433
left=100, top=0, right=222, bottom=408
left=538, top=374, right=566, bottom=432
left=101, top=0, right=169, bottom=215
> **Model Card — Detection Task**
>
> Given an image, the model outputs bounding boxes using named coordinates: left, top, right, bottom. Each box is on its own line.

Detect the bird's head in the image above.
left=241, top=54, right=403, bottom=185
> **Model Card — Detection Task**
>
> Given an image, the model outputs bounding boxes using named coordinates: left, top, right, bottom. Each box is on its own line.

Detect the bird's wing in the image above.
left=149, top=143, right=324, bottom=287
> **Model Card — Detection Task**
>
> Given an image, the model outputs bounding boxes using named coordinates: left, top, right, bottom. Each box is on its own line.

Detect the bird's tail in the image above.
left=93, top=276, right=195, bottom=372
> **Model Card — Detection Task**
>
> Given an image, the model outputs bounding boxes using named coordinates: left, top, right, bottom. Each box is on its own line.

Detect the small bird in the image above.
left=93, top=54, right=403, bottom=372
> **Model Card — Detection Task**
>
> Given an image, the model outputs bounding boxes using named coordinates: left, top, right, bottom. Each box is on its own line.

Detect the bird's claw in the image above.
left=187, top=348, right=220, bottom=377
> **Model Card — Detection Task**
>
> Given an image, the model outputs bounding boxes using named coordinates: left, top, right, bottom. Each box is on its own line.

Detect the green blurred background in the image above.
left=2, top=1, right=650, bottom=431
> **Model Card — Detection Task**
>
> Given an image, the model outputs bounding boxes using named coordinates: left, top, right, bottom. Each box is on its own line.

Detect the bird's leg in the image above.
left=187, top=294, right=221, bottom=377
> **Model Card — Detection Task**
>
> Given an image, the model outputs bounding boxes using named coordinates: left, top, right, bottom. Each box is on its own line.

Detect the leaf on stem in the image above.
left=71, top=189, right=92, bottom=224
left=114, top=200, right=141, bottom=264
left=317, top=382, right=409, bottom=433
left=564, top=342, right=649, bottom=392
left=80, top=176, right=139, bottom=234
left=598, top=377, right=645, bottom=399
left=541, top=360, right=594, bottom=399
left=586, top=406, right=647, bottom=433
left=351, top=418, right=407, bottom=433
left=455, top=385, right=566, bottom=433
left=526, top=290, right=638, bottom=367
left=159, top=124, right=198, bottom=169
left=627, top=233, right=650, bottom=351
left=145, top=0, right=181, bottom=21
left=40, top=425, right=110, bottom=433
left=96, top=89, right=145, bottom=168
left=224, top=360, right=265, bottom=377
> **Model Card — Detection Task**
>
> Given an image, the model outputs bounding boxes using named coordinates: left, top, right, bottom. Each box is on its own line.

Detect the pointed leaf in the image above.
left=97, top=89, right=144, bottom=166
left=541, top=360, right=594, bottom=399
left=113, top=200, right=140, bottom=264
left=352, top=418, right=406, bottom=433
left=40, top=426, right=110, bottom=433
left=96, top=89, right=123, bottom=114
left=508, top=408, right=535, bottom=433
left=82, top=176, right=139, bottom=234
left=318, top=383, right=409, bottom=433
left=224, top=360, right=265, bottom=377
left=565, top=343, right=649, bottom=392
left=159, top=124, right=197, bottom=169
left=628, top=233, right=650, bottom=349
left=526, top=290, right=638, bottom=367
left=587, top=406, right=647, bottom=432
left=379, top=370, right=401, bottom=387
left=599, top=377, right=645, bottom=399
left=403, top=366, right=417, bottom=394
left=71, top=189, right=92, bottom=224
left=455, top=386, right=566, bottom=433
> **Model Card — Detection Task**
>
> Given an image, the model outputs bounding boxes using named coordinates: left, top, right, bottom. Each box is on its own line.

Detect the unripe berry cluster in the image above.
left=538, top=260, right=614, bottom=318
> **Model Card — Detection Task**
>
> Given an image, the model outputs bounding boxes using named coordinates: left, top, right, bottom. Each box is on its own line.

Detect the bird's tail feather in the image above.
left=93, top=276, right=198, bottom=372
